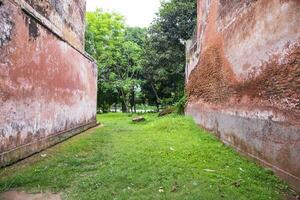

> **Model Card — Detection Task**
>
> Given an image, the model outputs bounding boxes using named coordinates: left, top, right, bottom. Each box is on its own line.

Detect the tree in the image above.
left=85, top=1, right=197, bottom=113
left=125, top=27, right=147, bottom=47
left=125, top=27, right=147, bottom=112
left=141, top=0, right=197, bottom=110
left=85, top=10, right=144, bottom=112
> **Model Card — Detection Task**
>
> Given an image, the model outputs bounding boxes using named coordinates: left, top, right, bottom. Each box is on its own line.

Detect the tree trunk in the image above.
left=134, top=102, right=137, bottom=113
left=131, top=86, right=136, bottom=113
left=121, top=101, right=127, bottom=113
left=120, top=90, right=129, bottom=113
left=156, top=100, right=160, bottom=112
left=150, top=82, right=160, bottom=112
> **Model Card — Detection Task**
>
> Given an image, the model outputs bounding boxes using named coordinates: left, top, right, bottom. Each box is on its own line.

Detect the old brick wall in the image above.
left=186, top=0, right=300, bottom=191
left=0, top=0, right=97, bottom=166
left=23, top=0, right=86, bottom=50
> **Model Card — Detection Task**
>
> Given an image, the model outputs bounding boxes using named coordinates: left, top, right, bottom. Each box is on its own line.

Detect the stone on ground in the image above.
left=158, top=107, right=175, bottom=117
left=132, top=116, right=146, bottom=123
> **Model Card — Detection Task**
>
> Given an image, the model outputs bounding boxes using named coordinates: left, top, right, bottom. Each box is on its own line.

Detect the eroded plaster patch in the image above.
left=0, top=2, right=14, bottom=46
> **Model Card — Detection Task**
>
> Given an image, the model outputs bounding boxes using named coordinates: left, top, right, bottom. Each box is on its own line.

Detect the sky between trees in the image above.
left=86, top=0, right=161, bottom=27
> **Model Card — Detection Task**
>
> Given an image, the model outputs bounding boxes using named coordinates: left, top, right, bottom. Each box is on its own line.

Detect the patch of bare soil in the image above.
left=0, top=191, right=61, bottom=200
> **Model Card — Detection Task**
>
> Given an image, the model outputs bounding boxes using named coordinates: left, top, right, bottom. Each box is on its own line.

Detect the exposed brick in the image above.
left=186, top=0, right=300, bottom=191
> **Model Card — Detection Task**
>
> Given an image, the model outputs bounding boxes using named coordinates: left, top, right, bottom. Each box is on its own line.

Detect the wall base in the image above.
left=0, top=121, right=98, bottom=168
left=186, top=102, right=300, bottom=192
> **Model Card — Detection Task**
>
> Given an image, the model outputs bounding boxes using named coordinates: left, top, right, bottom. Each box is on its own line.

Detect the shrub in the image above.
left=175, top=95, right=187, bottom=115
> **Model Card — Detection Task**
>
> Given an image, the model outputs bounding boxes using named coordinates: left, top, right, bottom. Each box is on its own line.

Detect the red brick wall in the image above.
left=24, top=0, right=86, bottom=50
left=0, top=0, right=97, bottom=166
left=186, top=0, right=300, bottom=191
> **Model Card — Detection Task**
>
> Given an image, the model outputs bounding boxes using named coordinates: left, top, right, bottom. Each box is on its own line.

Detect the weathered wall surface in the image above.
left=23, top=0, right=86, bottom=50
left=0, top=0, right=97, bottom=167
left=186, top=0, right=300, bottom=191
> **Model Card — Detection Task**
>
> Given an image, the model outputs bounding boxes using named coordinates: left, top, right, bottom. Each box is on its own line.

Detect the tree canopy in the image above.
left=141, top=0, right=197, bottom=108
left=85, top=0, right=197, bottom=112
left=86, top=10, right=145, bottom=112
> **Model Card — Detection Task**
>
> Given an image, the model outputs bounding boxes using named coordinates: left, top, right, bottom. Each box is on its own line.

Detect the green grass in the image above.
left=0, top=113, right=290, bottom=199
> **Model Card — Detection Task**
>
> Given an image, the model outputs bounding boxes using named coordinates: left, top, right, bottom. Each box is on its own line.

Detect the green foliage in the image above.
left=175, top=95, right=187, bottom=115
left=141, top=0, right=197, bottom=109
left=85, top=0, right=197, bottom=112
left=158, top=0, right=197, bottom=41
left=85, top=10, right=145, bottom=112
left=0, top=114, right=290, bottom=199
left=125, top=27, right=147, bottom=47
left=157, top=95, right=187, bottom=116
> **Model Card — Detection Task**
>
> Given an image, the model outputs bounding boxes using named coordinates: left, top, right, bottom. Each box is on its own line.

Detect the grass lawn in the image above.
left=0, top=113, right=292, bottom=199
